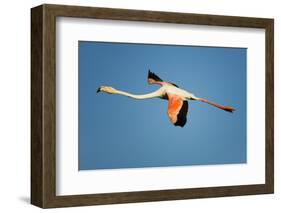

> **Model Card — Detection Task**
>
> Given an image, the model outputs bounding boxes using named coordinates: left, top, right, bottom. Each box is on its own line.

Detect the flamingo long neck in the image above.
left=114, top=89, right=161, bottom=100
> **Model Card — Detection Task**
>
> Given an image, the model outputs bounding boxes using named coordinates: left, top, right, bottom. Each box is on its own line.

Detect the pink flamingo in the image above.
left=97, top=70, right=235, bottom=127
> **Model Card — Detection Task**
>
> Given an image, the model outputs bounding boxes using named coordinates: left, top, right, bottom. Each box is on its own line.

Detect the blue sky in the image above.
left=78, top=41, right=247, bottom=170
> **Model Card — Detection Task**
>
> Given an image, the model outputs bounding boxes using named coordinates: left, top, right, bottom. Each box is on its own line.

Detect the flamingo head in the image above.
left=97, top=86, right=117, bottom=94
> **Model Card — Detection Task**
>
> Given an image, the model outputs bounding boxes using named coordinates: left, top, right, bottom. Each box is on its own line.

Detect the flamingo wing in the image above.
left=148, top=70, right=179, bottom=87
left=167, top=94, right=188, bottom=127
left=148, top=70, right=163, bottom=84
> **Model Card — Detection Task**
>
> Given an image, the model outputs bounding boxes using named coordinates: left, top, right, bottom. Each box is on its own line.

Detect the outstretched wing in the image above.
left=167, top=94, right=188, bottom=127
left=148, top=70, right=179, bottom=87
left=168, top=82, right=179, bottom=88
left=148, top=70, right=163, bottom=84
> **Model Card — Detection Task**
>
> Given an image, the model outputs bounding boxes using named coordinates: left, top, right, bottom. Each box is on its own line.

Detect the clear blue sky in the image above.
left=78, top=41, right=247, bottom=170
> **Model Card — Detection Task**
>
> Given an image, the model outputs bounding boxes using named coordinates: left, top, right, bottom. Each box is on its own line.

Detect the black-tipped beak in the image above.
left=96, top=87, right=101, bottom=93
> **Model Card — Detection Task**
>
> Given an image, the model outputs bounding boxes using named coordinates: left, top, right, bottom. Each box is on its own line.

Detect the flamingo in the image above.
left=97, top=70, right=235, bottom=127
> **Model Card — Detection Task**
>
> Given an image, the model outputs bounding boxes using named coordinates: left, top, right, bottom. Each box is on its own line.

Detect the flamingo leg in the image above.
left=198, top=98, right=235, bottom=113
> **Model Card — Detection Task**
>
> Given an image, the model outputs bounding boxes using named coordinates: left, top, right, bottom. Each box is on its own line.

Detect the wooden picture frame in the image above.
left=31, top=4, right=274, bottom=208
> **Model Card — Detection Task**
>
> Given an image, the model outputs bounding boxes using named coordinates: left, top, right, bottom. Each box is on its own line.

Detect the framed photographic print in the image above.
left=31, top=4, right=274, bottom=208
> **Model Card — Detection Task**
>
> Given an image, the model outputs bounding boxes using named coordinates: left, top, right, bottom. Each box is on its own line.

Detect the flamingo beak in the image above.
left=96, top=87, right=101, bottom=93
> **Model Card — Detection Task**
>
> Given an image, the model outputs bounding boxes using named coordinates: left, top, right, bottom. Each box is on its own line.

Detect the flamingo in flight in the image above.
left=97, top=70, right=235, bottom=127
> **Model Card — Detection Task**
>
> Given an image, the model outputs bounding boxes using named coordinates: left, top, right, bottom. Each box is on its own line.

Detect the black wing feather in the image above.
left=148, top=70, right=163, bottom=82
left=174, top=101, right=188, bottom=127
left=148, top=70, right=179, bottom=87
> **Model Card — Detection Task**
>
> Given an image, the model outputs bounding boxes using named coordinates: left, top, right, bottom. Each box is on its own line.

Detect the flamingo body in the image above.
left=97, top=70, right=235, bottom=127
